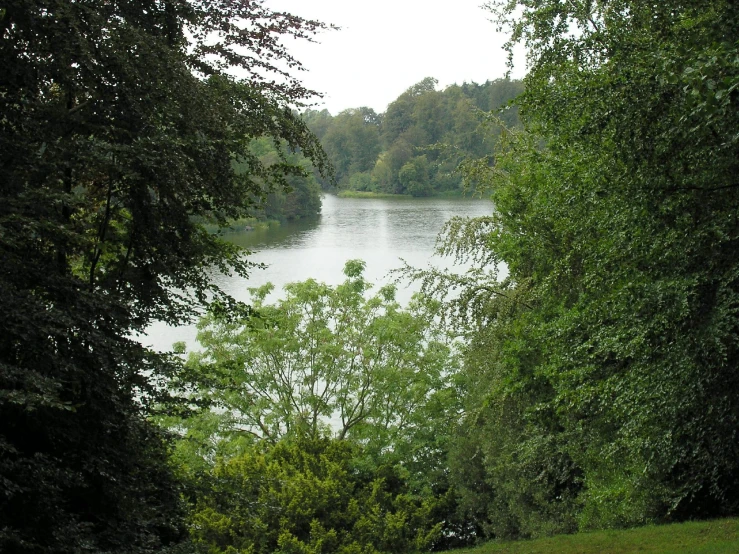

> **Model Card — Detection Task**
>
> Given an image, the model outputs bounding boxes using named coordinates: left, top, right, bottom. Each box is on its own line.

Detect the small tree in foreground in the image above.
left=168, top=260, right=460, bottom=466
left=189, top=437, right=445, bottom=554
left=161, top=261, right=465, bottom=552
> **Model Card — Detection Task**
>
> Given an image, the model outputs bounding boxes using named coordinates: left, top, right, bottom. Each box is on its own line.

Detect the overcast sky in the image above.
left=268, top=0, right=526, bottom=115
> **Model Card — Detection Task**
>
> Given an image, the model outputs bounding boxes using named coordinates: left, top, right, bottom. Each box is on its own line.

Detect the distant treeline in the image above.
left=304, top=77, right=524, bottom=196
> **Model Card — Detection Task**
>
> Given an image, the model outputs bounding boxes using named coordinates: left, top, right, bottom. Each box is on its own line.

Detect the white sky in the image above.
left=267, top=0, right=526, bottom=115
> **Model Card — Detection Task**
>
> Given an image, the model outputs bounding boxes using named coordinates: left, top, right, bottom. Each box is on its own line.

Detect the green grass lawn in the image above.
left=444, top=518, right=739, bottom=554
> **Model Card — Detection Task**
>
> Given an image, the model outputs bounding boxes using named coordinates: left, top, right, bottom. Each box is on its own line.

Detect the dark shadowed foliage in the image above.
left=0, top=1, right=329, bottom=551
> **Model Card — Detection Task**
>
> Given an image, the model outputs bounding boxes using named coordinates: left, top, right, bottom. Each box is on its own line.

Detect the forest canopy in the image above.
left=426, top=0, right=739, bottom=538
left=303, top=78, right=523, bottom=196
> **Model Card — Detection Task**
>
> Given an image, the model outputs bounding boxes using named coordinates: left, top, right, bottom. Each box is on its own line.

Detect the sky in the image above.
left=267, top=0, right=526, bottom=115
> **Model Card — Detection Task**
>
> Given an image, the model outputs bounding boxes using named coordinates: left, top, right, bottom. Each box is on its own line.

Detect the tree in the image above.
left=169, top=260, right=458, bottom=464
left=302, top=108, right=334, bottom=142
left=305, top=78, right=523, bottom=195
left=399, top=156, right=432, bottom=197
left=245, top=137, right=322, bottom=222
left=427, top=0, right=739, bottom=539
left=348, top=171, right=375, bottom=192
left=161, top=263, right=465, bottom=552
left=321, top=108, right=382, bottom=185
left=0, top=1, right=329, bottom=552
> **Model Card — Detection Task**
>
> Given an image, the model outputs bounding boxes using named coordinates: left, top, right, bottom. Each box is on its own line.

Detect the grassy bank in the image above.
left=444, top=518, right=739, bottom=554
left=336, top=190, right=411, bottom=199
left=336, top=189, right=487, bottom=199
left=432, top=188, right=486, bottom=198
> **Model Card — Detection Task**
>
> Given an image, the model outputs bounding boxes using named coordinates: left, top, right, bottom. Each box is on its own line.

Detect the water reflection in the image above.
left=224, top=216, right=323, bottom=250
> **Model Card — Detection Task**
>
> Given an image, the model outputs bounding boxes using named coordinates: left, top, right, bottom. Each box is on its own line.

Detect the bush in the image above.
left=189, top=437, right=443, bottom=554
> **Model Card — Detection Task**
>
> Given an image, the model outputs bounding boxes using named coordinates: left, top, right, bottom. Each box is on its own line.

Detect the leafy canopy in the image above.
left=424, top=0, right=739, bottom=539
left=161, top=262, right=464, bottom=553
left=0, top=1, right=330, bottom=552
left=166, top=260, right=460, bottom=467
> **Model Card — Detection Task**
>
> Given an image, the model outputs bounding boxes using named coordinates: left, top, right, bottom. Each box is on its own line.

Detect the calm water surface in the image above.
left=143, top=194, right=492, bottom=351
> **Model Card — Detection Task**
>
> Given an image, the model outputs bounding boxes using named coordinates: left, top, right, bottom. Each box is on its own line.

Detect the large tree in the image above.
left=0, top=1, right=329, bottom=552
left=426, top=0, right=739, bottom=539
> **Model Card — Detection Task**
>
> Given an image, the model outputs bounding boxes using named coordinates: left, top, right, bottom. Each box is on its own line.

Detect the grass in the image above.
left=443, top=518, right=739, bottom=554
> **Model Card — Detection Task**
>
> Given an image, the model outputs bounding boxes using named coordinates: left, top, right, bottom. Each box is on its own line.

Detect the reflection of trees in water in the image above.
left=227, top=216, right=323, bottom=250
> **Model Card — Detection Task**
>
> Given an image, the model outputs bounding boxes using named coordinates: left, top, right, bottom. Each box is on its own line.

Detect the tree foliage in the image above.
left=0, top=1, right=329, bottom=551
left=188, top=437, right=446, bottom=554
left=304, top=78, right=523, bottom=195
left=243, top=137, right=322, bottom=223
left=166, top=261, right=459, bottom=469
left=160, top=262, right=463, bottom=553
left=421, top=0, right=739, bottom=539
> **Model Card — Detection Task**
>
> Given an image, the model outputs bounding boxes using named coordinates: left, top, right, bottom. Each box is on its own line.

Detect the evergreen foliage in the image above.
left=188, top=437, right=446, bottom=554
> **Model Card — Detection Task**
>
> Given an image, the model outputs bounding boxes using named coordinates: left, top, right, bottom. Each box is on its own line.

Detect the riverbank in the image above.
left=336, top=190, right=411, bottom=199
left=201, top=217, right=281, bottom=234
left=445, top=518, right=739, bottom=554
left=336, top=189, right=482, bottom=199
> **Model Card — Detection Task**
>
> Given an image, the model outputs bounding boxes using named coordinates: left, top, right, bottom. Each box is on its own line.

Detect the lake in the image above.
left=142, top=194, right=493, bottom=352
